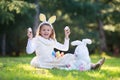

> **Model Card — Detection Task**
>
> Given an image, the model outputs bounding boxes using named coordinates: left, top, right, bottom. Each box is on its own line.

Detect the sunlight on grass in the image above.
left=0, top=56, right=120, bottom=80
left=91, top=52, right=112, bottom=59
left=101, top=52, right=112, bottom=59
left=17, top=64, right=35, bottom=70
left=103, top=66, right=120, bottom=72
left=16, top=64, right=54, bottom=78
left=0, top=62, right=3, bottom=67
left=87, top=72, right=104, bottom=78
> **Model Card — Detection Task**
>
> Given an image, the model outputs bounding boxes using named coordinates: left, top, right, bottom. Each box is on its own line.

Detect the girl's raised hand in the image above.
left=27, top=27, right=33, bottom=39
left=64, top=26, right=71, bottom=39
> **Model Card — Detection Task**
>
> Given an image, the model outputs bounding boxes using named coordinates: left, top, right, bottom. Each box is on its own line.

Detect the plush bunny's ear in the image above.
left=71, top=40, right=82, bottom=46
left=82, top=39, right=92, bottom=44
left=48, top=15, right=56, bottom=24
left=39, top=13, right=46, bottom=22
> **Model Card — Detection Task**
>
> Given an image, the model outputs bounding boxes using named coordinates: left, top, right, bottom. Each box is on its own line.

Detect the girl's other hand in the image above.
left=27, top=28, right=33, bottom=39
left=64, top=26, right=71, bottom=39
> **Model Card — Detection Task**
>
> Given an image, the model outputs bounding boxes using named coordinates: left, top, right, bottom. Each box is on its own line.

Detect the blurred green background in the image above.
left=0, top=0, right=120, bottom=57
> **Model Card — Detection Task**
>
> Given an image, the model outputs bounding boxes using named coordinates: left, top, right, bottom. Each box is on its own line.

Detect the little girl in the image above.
left=26, top=14, right=75, bottom=69
left=26, top=13, right=105, bottom=70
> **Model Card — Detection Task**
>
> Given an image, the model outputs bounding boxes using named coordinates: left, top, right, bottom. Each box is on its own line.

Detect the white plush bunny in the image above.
left=67, top=39, right=92, bottom=71
left=71, top=39, right=92, bottom=62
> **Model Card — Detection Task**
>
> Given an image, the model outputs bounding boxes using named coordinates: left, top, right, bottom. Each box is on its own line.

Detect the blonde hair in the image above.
left=36, top=23, right=56, bottom=40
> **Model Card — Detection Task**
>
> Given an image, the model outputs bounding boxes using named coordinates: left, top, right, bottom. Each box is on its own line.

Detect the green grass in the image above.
left=0, top=55, right=120, bottom=80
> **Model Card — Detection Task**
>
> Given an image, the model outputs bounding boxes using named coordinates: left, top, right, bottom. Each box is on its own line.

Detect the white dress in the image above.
left=26, top=36, right=75, bottom=69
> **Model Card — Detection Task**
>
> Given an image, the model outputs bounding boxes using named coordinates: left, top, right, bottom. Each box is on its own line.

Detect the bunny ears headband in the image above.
left=39, top=13, right=56, bottom=28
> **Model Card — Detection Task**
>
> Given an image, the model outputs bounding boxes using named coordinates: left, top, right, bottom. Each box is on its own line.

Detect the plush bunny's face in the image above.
left=74, top=43, right=89, bottom=59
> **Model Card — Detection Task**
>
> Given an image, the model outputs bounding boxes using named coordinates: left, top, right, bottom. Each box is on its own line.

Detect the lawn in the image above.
left=0, top=54, right=120, bottom=80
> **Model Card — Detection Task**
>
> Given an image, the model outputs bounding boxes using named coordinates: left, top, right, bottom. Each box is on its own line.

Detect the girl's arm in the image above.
left=26, top=28, right=35, bottom=54
left=26, top=39, right=36, bottom=54
left=64, top=26, right=70, bottom=39
left=55, top=38, right=69, bottom=51
left=55, top=26, right=70, bottom=51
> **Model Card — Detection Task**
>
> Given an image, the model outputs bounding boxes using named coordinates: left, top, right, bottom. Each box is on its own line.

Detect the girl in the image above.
left=26, top=13, right=105, bottom=70
left=26, top=14, right=75, bottom=69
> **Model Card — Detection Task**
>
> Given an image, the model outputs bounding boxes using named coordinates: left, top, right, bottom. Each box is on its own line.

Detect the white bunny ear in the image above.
left=48, top=15, right=56, bottom=24
left=82, top=39, right=92, bottom=44
left=39, top=13, right=46, bottom=22
left=71, top=40, right=82, bottom=46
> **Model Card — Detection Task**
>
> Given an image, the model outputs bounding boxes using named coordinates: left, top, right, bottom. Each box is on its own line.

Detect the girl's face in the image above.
left=40, top=25, right=52, bottom=39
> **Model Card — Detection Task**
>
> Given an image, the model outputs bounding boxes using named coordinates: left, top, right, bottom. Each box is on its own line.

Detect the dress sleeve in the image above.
left=55, top=38, right=70, bottom=51
left=26, top=38, right=36, bottom=54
